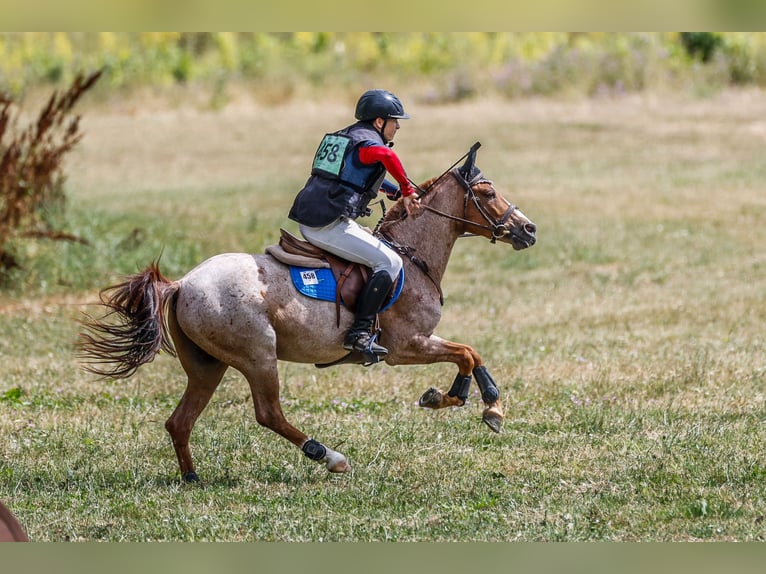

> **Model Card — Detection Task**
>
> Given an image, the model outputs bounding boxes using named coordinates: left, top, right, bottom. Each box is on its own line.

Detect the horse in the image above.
left=0, top=501, right=28, bottom=542
left=77, top=143, right=537, bottom=482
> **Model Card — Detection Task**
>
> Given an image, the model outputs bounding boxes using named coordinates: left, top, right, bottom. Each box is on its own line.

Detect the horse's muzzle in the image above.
left=507, top=222, right=536, bottom=250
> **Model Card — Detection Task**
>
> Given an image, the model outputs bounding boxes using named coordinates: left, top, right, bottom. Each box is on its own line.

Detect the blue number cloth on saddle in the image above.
left=288, top=266, right=404, bottom=312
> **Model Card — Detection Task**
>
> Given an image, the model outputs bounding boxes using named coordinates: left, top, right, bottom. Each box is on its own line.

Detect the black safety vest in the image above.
left=288, top=122, right=388, bottom=227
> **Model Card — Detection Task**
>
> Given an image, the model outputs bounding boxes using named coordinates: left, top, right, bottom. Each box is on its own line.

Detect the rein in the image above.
left=374, top=142, right=518, bottom=306
left=379, top=234, right=444, bottom=305
left=370, top=142, right=479, bottom=234
left=396, top=140, right=517, bottom=244
left=406, top=141, right=481, bottom=198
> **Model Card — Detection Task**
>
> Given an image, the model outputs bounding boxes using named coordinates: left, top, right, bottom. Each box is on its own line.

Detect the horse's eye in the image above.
left=486, top=191, right=496, bottom=200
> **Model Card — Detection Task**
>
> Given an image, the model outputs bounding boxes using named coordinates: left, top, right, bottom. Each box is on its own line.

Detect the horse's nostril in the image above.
left=525, top=223, right=537, bottom=236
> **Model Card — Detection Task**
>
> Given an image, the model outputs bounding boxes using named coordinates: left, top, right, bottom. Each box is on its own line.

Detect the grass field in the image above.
left=1, top=88, right=765, bottom=541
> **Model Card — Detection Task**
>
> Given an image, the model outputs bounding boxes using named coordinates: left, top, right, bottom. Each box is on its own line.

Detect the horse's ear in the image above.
left=458, top=141, right=481, bottom=181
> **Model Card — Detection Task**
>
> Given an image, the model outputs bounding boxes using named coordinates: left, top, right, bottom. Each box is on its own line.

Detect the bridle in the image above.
left=418, top=169, right=517, bottom=244
left=373, top=142, right=520, bottom=305
left=390, top=141, right=518, bottom=244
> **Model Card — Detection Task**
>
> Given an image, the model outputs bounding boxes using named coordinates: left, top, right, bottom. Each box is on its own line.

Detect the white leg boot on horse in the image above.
left=343, top=271, right=394, bottom=359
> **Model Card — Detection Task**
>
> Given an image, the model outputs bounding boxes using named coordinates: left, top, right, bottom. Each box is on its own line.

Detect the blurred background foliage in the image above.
left=1, top=32, right=765, bottom=106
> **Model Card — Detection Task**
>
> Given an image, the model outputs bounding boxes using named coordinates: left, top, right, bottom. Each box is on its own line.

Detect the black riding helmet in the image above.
left=355, top=89, right=410, bottom=122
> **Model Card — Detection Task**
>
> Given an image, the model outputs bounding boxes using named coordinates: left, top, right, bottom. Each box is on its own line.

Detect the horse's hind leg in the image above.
left=239, top=358, right=351, bottom=473
left=165, top=311, right=229, bottom=483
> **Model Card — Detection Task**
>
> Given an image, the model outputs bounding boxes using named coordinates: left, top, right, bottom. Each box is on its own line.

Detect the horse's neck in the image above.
left=381, top=182, right=462, bottom=286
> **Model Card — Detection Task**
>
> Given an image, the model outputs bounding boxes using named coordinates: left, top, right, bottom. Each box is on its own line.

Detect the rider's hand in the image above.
left=403, top=193, right=420, bottom=215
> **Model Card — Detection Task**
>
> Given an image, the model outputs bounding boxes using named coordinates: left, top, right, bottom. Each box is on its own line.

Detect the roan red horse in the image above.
left=78, top=143, right=537, bottom=482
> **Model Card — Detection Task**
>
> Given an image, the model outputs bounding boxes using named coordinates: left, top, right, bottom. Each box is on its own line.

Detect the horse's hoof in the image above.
left=328, top=460, right=352, bottom=473
left=182, top=471, right=200, bottom=483
left=325, top=451, right=351, bottom=473
left=482, top=411, right=503, bottom=433
left=418, top=387, right=443, bottom=409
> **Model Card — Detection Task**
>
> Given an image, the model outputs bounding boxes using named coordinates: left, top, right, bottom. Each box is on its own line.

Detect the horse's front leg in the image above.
left=471, top=365, right=503, bottom=433
left=388, top=334, right=504, bottom=432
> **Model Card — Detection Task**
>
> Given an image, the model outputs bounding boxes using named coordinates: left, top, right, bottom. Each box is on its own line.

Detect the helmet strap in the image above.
left=369, top=117, right=395, bottom=147
left=377, top=118, right=395, bottom=147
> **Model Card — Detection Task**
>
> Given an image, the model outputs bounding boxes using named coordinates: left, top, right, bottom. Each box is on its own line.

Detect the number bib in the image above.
left=311, top=133, right=352, bottom=178
left=299, top=270, right=319, bottom=285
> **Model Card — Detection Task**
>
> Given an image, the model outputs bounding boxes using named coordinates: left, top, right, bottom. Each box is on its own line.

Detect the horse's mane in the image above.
left=381, top=176, right=441, bottom=225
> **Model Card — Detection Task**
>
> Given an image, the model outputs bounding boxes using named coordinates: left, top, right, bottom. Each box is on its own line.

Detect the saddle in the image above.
left=265, top=229, right=371, bottom=325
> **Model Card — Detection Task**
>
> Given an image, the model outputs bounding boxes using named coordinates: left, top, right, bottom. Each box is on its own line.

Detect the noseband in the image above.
left=420, top=169, right=517, bottom=244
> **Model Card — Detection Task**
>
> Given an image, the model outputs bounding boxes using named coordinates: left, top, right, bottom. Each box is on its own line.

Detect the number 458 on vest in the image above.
left=311, top=133, right=352, bottom=179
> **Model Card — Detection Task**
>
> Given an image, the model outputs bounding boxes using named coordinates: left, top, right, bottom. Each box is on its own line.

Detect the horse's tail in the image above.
left=77, top=259, right=179, bottom=379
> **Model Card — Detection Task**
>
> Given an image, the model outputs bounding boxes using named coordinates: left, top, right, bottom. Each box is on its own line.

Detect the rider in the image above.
left=288, top=89, right=421, bottom=358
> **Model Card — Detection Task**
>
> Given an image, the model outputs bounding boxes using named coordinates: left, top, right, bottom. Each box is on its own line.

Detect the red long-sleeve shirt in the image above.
left=357, top=145, right=416, bottom=197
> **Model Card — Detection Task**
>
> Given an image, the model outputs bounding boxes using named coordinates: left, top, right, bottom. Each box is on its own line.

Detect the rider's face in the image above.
left=375, top=117, right=400, bottom=143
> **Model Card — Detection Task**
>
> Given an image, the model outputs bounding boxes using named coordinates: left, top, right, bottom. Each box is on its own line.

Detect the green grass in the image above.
left=2, top=90, right=766, bottom=541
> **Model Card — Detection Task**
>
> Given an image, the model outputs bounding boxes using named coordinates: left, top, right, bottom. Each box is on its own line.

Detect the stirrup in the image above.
left=343, top=330, right=387, bottom=364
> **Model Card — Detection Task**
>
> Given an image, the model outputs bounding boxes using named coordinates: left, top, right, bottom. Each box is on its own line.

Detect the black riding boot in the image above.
left=343, top=271, right=394, bottom=357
